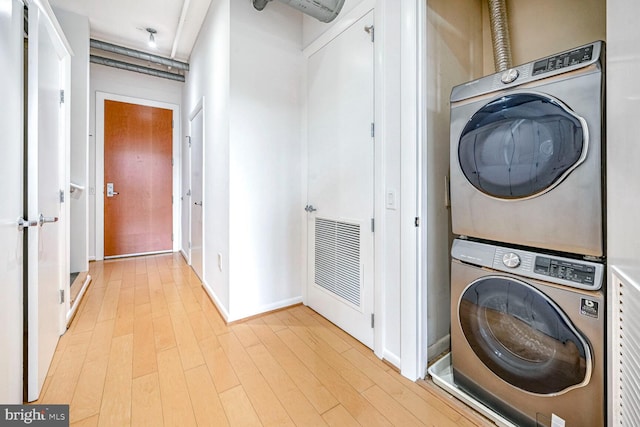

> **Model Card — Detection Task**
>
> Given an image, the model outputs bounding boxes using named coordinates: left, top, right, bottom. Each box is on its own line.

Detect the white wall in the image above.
left=607, top=3, right=640, bottom=420
left=183, top=0, right=231, bottom=312
left=228, top=2, right=304, bottom=319
left=607, top=3, right=640, bottom=268
left=88, top=64, right=183, bottom=260
left=53, top=7, right=89, bottom=274
left=183, top=0, right=303, bottom=320
left=302, top=0, right=364, bottom=47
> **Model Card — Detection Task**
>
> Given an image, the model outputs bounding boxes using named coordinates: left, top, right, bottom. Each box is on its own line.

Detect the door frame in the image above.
left=95, top=92, right=180, bottom=261
left=187, top=98, right=205, bottom=277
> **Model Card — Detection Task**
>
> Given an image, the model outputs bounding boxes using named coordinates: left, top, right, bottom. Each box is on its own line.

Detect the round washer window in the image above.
left=458, top=93, right=586, bottom=199
left=459, top=276, right=591, bottom=395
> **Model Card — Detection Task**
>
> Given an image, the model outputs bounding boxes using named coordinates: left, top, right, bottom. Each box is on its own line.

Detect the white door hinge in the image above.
left=371, top=218, right=375, bottom=232
left=370, top=122, right=375, bottom=138
left=415, top=217, right=420, bottom=227
left=371, top=313, right=375, bottom=328
left=59, top=90, right=65, bottom=104
left=59, top=289, right=65, bottom=304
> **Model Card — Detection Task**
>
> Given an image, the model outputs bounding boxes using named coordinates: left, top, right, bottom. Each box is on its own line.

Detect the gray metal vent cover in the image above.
left=314, top=218, right=361, bottom=307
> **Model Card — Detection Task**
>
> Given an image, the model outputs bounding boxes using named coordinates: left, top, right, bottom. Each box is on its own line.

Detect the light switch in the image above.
left=386, top=189, right=397, bottom=210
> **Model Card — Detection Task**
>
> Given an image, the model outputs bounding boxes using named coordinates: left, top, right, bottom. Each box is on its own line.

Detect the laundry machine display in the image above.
left=449, top=41, right=605, bottom=257
left=450, top=238, right=605, bottom=427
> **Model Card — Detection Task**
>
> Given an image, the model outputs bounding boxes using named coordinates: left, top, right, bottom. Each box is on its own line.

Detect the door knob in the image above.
left=304, top=205, right=317, bottom=212
left=194, top=201, right=203, bottom=206
left=39, top=213, right=59, bottom=226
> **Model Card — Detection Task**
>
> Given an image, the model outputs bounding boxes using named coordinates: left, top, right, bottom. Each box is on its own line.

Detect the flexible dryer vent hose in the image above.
left=488, top=0, right=513, bottom=72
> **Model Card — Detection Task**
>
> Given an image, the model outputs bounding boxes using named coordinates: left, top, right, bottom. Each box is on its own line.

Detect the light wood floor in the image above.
left=35, top=253, right=492, bottom=427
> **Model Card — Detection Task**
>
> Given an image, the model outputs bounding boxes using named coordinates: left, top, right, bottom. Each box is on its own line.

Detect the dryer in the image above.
left=449, top=41, right=605, bottom=257
left=450, top=238, right=605, bottom=427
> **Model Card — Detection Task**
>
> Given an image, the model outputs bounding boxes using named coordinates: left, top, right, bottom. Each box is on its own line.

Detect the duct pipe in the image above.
left=90, top=39, right=189, bottom=71
left=253, top=0, right=270, bottom=11
left=488, top=0, right=513, bottom=72
left=253, top=0, right=345, bottom=23
left=90, top=55, right=185, bottom=82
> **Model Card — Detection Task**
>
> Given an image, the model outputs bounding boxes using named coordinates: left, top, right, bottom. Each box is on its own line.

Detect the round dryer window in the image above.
left=458, top=93, right=588, bottom=199
left=459, top=276, right=592, bottom=395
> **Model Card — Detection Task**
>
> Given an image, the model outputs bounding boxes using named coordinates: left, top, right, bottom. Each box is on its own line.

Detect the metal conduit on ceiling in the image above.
left=90, top=39, right=189, bottom=82
left=90, top=55, right=186, bottom=82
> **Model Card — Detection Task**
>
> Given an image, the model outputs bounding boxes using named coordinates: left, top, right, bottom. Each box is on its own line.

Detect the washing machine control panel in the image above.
left=533, top=256, right=596, bottom=286
left=451, top=239, right=604, bottom=291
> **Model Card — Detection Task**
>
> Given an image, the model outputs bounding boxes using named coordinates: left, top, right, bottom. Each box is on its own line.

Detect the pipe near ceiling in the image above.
left=90, top=39, right=189, bottom=71
left=488, top=0, right=513, bottom=72
left=253, top=0, right=346, bottom=23
left=90, top=55, right=186, bottom=82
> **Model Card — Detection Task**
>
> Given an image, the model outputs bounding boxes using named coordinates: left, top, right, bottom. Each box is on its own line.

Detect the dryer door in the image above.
left=459, top=275, right=592, bottom=395
left=458, top=93, right=587, bottom=199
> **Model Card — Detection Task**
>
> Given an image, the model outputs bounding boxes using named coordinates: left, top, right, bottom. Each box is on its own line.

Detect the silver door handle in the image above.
left=304, top=205, right=317, bottom=212
left=17, top=217, right=38, bottom=231
left=106, top=182, right=119, bottom=197
left=39, top=214, right=59, bottom=226
left=194, top=201, right=202, bottom=206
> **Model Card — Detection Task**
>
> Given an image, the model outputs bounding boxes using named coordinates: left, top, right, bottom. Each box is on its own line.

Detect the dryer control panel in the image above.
left=532, top=45, right=594, bottom=76
left=451, top=238, right=604, bottom=291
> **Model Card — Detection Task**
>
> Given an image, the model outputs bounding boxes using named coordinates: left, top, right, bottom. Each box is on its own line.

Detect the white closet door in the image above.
left=26, top=0, right=71, bottom=401
left=190, top=105, right=204, bottom=281
left=306, top=10, right=375, bottom=348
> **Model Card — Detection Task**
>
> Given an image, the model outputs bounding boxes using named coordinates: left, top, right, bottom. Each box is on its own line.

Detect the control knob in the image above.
left=501, top=68, right=519, bottom=84
left=502, top=252, right=521, bottom=268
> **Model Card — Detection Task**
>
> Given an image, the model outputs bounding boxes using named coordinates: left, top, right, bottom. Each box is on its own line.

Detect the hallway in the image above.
left=34, top=254, right=490, bottom=426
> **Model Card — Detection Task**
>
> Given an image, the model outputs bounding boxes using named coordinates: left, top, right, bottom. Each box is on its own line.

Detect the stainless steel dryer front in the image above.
left=450, top=238, right=605, bottom=427
left=449, top=41, right=605, bottom=257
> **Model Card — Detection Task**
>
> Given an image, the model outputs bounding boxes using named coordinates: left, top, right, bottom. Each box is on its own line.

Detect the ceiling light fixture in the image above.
left=146, top=28, right=157, bottom=48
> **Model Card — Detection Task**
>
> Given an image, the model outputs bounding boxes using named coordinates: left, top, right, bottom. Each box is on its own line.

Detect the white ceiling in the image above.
left=49, top=0, right=212, bottom=62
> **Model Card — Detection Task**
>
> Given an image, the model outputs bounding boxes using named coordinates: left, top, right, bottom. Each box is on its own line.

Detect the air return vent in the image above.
left=314, top=218, right=361, bottom=307
left=612, top=269, right=640, bottom=426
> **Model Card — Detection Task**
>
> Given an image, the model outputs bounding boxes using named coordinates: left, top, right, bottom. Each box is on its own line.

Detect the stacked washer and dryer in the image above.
left=448, top=41, right=606, bottom=427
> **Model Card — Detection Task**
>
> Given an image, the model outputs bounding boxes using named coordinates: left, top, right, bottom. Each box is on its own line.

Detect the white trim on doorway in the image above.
left=399, top=0, right=428, bottom=381
left=95, top=92, right=181, bottom=261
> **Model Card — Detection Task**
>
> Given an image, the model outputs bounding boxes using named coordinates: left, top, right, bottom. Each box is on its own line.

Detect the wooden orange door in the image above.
left=104, top=100, right=173, bottom=257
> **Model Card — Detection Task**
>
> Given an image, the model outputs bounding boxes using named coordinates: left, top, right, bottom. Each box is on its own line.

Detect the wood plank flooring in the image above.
left=34, top=253, right=493, bottom=427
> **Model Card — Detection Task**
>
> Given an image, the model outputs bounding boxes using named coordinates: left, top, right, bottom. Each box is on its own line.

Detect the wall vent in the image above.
left=612, top=270, right=640, bottom=426
left=314, top=218, right=361, bottom=307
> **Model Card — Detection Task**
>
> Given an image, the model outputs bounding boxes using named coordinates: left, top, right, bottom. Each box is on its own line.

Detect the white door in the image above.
left=306, top=11, right=375, bottom=348
left=0, top=0, right=26, bottom=404
left=190, top=105, right=204, bottom=280
left=27, top=1, right=71, bottom=402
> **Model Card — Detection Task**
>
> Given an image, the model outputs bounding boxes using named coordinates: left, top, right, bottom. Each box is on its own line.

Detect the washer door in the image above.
left=459, top=276, right=592, bottom=395
left=458, top=93, right=588, bottom=199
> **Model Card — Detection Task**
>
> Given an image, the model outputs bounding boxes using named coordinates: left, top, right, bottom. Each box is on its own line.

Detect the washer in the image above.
left=449, top=41, right=605, bottom=257
left=450, top=238, right=605, bottom=427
